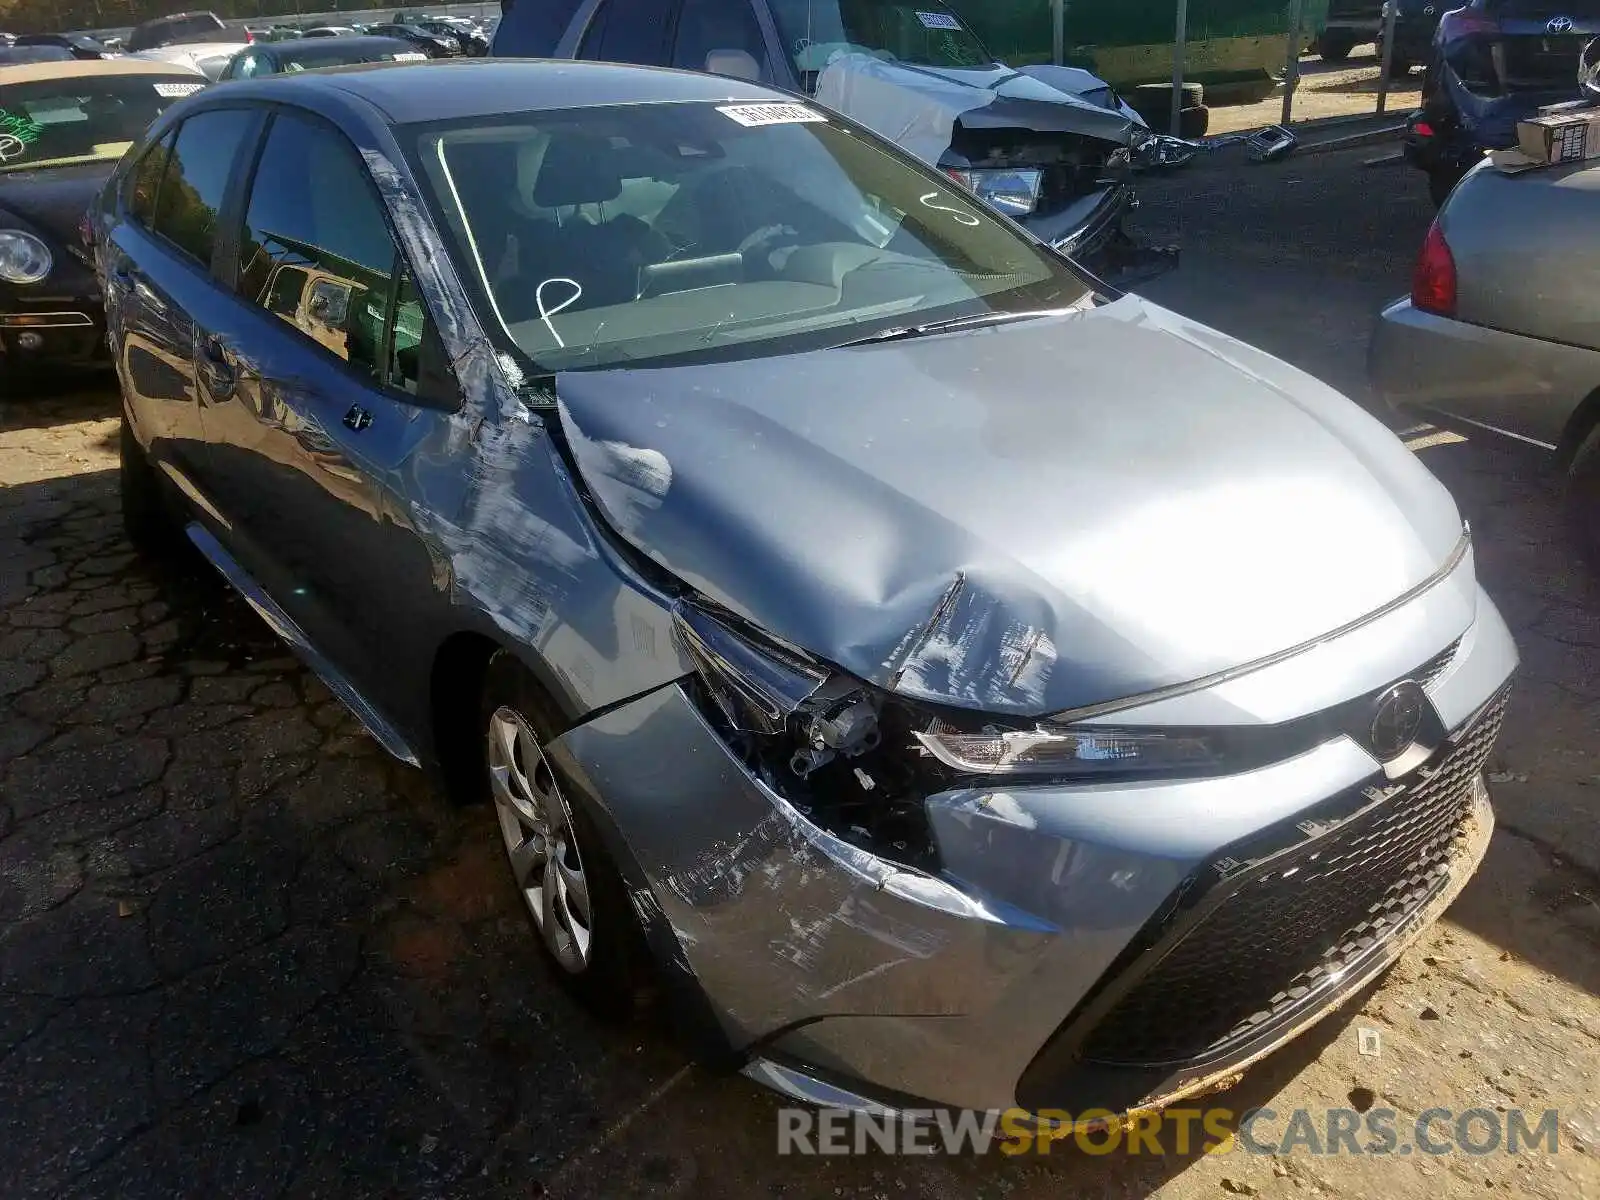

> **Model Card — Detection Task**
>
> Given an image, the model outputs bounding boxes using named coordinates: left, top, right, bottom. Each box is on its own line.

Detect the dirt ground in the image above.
left=1207, top=47, right=1423, bottom=136
left=2, top=147, right=1599, bottom=1199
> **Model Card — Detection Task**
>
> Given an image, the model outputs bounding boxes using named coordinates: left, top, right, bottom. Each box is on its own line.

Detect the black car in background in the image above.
left=1376, top=0, right=1448, bottom=74
left=363, top=23, right=461, bottom=57
left=14, top=33, right=118, bottom=60
left=217, top=35, right=429, bottom=79
left=391, top=13, right=490, bottom=55
left=1407, top=0, right=1600, bottom=202
left=0, top=45, right=75, bottom=64
left=1316, top=0, right=1383, bottom=62
left=125, top=10, right=240, bottom=51
left=0, top=59, right=206, bottom=379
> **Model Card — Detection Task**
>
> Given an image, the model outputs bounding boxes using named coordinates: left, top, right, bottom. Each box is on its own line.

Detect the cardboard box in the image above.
left=1516, top=109, right=1600, bottom=166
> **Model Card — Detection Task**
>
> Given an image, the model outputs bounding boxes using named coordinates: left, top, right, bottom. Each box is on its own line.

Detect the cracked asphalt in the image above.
left=3, top=147, right=1600, bottom=1199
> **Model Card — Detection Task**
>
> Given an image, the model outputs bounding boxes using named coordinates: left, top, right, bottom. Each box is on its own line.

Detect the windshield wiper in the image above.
left=834, top=308, right=1075, bottom=348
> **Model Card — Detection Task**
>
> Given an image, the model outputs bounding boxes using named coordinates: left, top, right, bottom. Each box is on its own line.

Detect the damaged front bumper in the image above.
left=1024, top=181, right=1177, bottom=288
left=546, top=588, right=1516, bottom=1117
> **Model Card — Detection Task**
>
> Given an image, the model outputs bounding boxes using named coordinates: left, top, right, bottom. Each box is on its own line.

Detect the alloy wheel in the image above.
left=487, top=706, right=593, bottom=973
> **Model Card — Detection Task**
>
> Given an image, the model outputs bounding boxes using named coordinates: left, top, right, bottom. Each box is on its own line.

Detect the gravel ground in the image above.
left=1207, top=49, right=1423, bottom=135
left=2, top=146, right=1598, bottom=1199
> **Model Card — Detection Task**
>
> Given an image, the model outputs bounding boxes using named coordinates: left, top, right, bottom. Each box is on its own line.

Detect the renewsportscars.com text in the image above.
left=777, top=1106, right=1562, bottom=1157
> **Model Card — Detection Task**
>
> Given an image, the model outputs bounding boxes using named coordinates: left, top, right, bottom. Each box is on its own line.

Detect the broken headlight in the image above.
left=674, top=601, right=942, bottom=870
left=947, top=167, right=1044, bottom=218
left=914, top=725, right=1222, bottom=778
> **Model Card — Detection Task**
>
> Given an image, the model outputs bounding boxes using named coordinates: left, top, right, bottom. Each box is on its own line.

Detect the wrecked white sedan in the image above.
left=491, top=0, right=1177, bottom=283
left=104, top=60, right=1517, bottom=1121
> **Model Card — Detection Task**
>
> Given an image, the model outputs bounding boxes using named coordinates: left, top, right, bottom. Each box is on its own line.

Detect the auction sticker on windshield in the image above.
left=717, top=103, right=828, bottom=127
left=916, top=10, right=963, bottom=29
left=153, top=82, right=206, bottom=98
left=393, top=52, right=428, bottom=61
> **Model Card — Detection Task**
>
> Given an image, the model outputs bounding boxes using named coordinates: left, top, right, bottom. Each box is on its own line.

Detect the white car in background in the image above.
left=132, top=41, right=247, bottom=81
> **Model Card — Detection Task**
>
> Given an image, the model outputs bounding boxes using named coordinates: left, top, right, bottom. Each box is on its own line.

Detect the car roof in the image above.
left=243, top=58, right=789, bottom=124
left=266, top=35, right=419, bottom=57
left=0, top=57, right=206, bottom=84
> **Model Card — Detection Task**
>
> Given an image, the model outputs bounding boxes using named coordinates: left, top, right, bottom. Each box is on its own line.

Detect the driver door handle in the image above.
left=197, top=335, right=236, bottom=401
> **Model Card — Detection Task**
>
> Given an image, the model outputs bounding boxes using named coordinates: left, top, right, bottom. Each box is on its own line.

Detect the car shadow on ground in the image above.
left=0, top=467, right=692, bottom=1198
left=2, top=374, right=121, bottom=435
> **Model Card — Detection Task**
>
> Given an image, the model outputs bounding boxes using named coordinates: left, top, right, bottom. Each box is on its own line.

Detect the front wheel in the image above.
left=1567, top=425, right=1600, bottom=568
left=120, top=413, right=179, bottom=554
left=481, top=651, right=649, bottom=1016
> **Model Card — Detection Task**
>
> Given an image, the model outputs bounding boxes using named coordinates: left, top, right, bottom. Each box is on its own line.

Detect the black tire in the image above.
left=1178, top=104, right=1211, bottom=140
left=120, top=413, right=179, bottom=554
left=1129, top=81, right=1204, bottom=127
left=1318, top=30, right=1357, bottom=62
left=479, top=650, right=651, bottom=1018
left=1567, top=424, right=1600, bottom=569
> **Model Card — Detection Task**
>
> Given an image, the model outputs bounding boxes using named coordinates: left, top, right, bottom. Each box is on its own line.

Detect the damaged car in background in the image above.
left=492, top=0, right=1176, bottom=282
left=1407, top=0, right=1600, bottom=203
left=101, top=61, right=1517, bottom=1121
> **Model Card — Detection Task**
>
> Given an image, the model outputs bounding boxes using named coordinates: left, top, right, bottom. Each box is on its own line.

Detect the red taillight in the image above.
left=1413, top=120, right=1434, bottom=138
left=243, top=29, right=254, bottom=42
left=1413, top=220, right=1457, bottom=317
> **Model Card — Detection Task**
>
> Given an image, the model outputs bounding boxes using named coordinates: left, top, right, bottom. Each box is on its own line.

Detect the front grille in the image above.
left=1036, top=147, right=1123, bottom=216
left=1416, top=638, right=1461, bottom=690
left=1077, top=689, right=1507, bottom=1069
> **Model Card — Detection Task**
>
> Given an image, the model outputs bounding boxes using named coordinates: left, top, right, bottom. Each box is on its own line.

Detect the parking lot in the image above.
left=3, top=146, right=1599, bottom=1199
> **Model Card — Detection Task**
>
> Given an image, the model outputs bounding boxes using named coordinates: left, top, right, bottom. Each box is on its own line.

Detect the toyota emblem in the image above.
left=1549, top=15, right=1576, bottom=33
left=1423, top=3, right=1435, bottom=12
left=1368, top=683, right=1428, bottom=762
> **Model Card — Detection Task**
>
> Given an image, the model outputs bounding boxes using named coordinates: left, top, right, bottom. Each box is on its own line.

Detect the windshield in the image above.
left=0, top=46, right=75, bottom=64
left=768, top=0, right=993, bottom=80
left=407, top=100, right=1088, bottom=373
left=0, top=74, right=204, bottom=172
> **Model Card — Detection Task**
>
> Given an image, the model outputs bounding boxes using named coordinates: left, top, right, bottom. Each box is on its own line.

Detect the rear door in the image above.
left=192, top=105, right=460, bottom=718
left=104, top=106, right=261, bottom=500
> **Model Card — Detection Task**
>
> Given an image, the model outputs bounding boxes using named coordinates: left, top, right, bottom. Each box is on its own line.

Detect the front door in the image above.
left=192, top=105, right=459, bottom=725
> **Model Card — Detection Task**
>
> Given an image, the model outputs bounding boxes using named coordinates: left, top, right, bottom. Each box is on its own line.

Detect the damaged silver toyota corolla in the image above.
left=105, top=61, right=1517, bottom=1122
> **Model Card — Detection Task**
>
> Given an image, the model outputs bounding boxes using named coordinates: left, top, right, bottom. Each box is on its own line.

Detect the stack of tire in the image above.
left=1126, top=81, right=1209, bottom=140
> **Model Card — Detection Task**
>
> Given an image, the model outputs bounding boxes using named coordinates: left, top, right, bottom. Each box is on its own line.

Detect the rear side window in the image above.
left=127, top=131, right=175, bottom=227
left=152, top=108, right=257, bottom=266
left=237, top=109, right=428, bottom=389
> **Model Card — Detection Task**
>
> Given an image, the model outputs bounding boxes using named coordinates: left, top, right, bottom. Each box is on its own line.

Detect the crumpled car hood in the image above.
left=814, top=54, right=1140, bottom=168
left=554, top=295, right=1465, bottom=718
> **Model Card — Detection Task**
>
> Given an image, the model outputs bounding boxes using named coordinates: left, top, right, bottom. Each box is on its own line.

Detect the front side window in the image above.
left=768, top=0, right=992, bottom=81
left=0, top=74, right=204, bottom=174
left=238, top=109, right=441, bottom=398
left=152, top=107, right=257, bottom=265
left=408, top=99, right=1086, bottom=373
